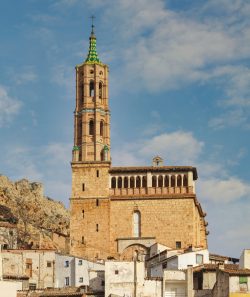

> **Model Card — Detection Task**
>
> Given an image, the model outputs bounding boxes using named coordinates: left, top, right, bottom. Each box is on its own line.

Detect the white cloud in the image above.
left=11, top=66, right=37, bottom=85
left=208, top=109, right=249, bottom=130
left=51, top=64, right=74, bottom=99
left=112, top=131, right=204, bottom=166
left=82, top=0, right=250, bottom=92
left=2, top=142, right=72, bottom=205
left=139, top=131, right=204, bottom=165
left=112, top=129, right=250, bottom=206
left=199, top=177, right=250, bottom=203
left=0, top=85, right=22, bottom=127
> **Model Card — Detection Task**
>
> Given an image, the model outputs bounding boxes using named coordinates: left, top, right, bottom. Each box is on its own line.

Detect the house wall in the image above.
left=203, top=271, right=216, bottom=290
left=23, top=250, right=55, bottom=289
left=74, top=257, right=104, bottom=288
left=212, top=270, right=229, bottom=297
left=54, top=254, right=75, bottom=288
left=105, top=261, right=161, bottom=297
left=229, top=275, right=250, bottom=293
left=1, top=250, right=56, bottom=289
left=54, top=254, right=104, bottom=289
left=0, top=280, right=22, bottom=297
left=150, top=243, right=168, bottom=258
left=178, top=250, right=209, bottom=270
left=163, top=270, right=186, bottom=297
left=151, top=263, right=163, bottom=278
left=240, top=250, right=250, bottom=269
left=89, top=270, right=105, bottom=292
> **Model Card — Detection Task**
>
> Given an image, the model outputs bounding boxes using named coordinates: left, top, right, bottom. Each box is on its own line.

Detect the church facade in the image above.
left=70, top=27, right=208, bottom=260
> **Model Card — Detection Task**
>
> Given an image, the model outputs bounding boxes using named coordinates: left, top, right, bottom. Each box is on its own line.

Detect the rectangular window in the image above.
left=82, top=210, right=84, bottom=218
left=29, top=283, right=36, bottom=290
left=81, top=236, right=85, bottom=244
left=47, top=261, right=52, bottom=268
left=101, top=280, right=105, bottom=286
left=96, top=224, right=99, bottom=232
left=96, top=170, right=99, bottom=177
left=79, top=277, right=83, bottom=283
left=196, top=254, right=204, bottom=264
left=78, top=259, right=83, bottom=265
left=176, top=241, right=181, bottom=249
left=26, top=263, right=32, bottom=269
left=96, top=199, right=99, bottom=206
left=65, top=277, right=70, bottom=286
left=115, top=270, right=119, bottom=275
left=239, top=276, right=248, bottom=284
left=239, top=276, right=248, bottom=291
left=64, top=260, right=69, bottom=267
left=82, top=183, right=85, bottom=191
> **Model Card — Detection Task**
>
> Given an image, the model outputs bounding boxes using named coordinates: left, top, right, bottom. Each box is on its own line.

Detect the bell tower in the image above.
left=70, top=25, right=111, bottom=259
left=72, top=25, right=110, bottom=163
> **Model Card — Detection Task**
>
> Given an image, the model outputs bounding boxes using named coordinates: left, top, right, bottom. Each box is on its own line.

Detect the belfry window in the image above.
left=89, top=80, right=94, bottom=97
left=177, top=175, right=182, bottom=187
left=118, top=177, right=122, bottom=189
left=111, top=177, right=116, bottom=189
left=99, top=82, right=103, bottom=99
left=100, top=121, right=104, bottom=136
left=133, top=211, right=141, bottom=238
left=183, top=175, right=188, bottom=187
left=152, top=176, right=157, bottom=187
left=124, top=177, right=128, bottom=188
left=158, top=175, right=163, bottom=187
left=89, top=120, right=94, bottom=135
left=171, top=175, right=175, bottom=187
left=136, top=176, right=141, bottom=188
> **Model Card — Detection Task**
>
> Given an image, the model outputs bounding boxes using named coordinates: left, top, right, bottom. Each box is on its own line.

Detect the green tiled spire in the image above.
left=85, top=25, right=102, bottom=64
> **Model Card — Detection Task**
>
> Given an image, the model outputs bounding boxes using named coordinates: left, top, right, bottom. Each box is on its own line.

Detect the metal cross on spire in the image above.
left=90, top=15, right=95, bottom=35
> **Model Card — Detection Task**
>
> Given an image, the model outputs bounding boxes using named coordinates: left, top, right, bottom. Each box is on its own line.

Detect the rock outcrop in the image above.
left=0, top=174, right=69, bottom=252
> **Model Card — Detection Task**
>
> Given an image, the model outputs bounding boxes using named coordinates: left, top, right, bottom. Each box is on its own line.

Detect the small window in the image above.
left=101, top=280, right=105, bottom=286
left=90, top=69, right=94, bottom=74
left=239, top=276, right=248, bottom=291
left=47, top=261, right=52, bottom=268
left=115, top=270, right=119, bottom=275
left=64, top=260, right=69, bottom=268
left=176, top=241, right=181, bottom=249
left=65, top=277, right=70, bottom=286
left=29, top=283, right=36, bottom=290
left=89, top=80, right=94, bottom=97
left=78, top=260, right=83, bottom=265
left=26, top=263, right=32, bottom=269
left=96, top=224, right=99, bottom=232
left=96, top=199, right=99, bottom=206
left=79, top=277, right=83, bottom=283
left=100, top=121, right=104, bottom=136
left=82, top=210, right=84, bottom=218
left=82, top=183, right=85, bottom=191
left=97, top=170, right=99, bottom=177
left=89, top=120, right=94, bottom=135
left=239, top=276, right=248, bottom=284
left=9, top=230, right=13, bottom=236
left=81, top=236, right=85, bottom=244
left=196, top=254, right=204, bottom=264
left=99, top=82, right=103, bottom=99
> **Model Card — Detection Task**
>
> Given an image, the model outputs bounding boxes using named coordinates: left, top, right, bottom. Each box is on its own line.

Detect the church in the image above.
left=69, top=26, right=208, bottom=260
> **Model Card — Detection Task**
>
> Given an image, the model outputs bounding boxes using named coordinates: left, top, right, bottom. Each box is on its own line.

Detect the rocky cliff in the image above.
left=0, top=174, right=69, bottom=251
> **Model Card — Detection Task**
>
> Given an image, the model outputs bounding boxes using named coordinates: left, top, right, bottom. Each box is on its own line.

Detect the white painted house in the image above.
left=150, top=248, right=209, bottom=277
left=55, top=254, right=104, bottom=291
left=105, top=261, right=162, bottom=297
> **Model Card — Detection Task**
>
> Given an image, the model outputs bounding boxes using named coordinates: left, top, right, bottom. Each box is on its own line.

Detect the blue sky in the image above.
left=1, top=0, right=250, bottom=257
